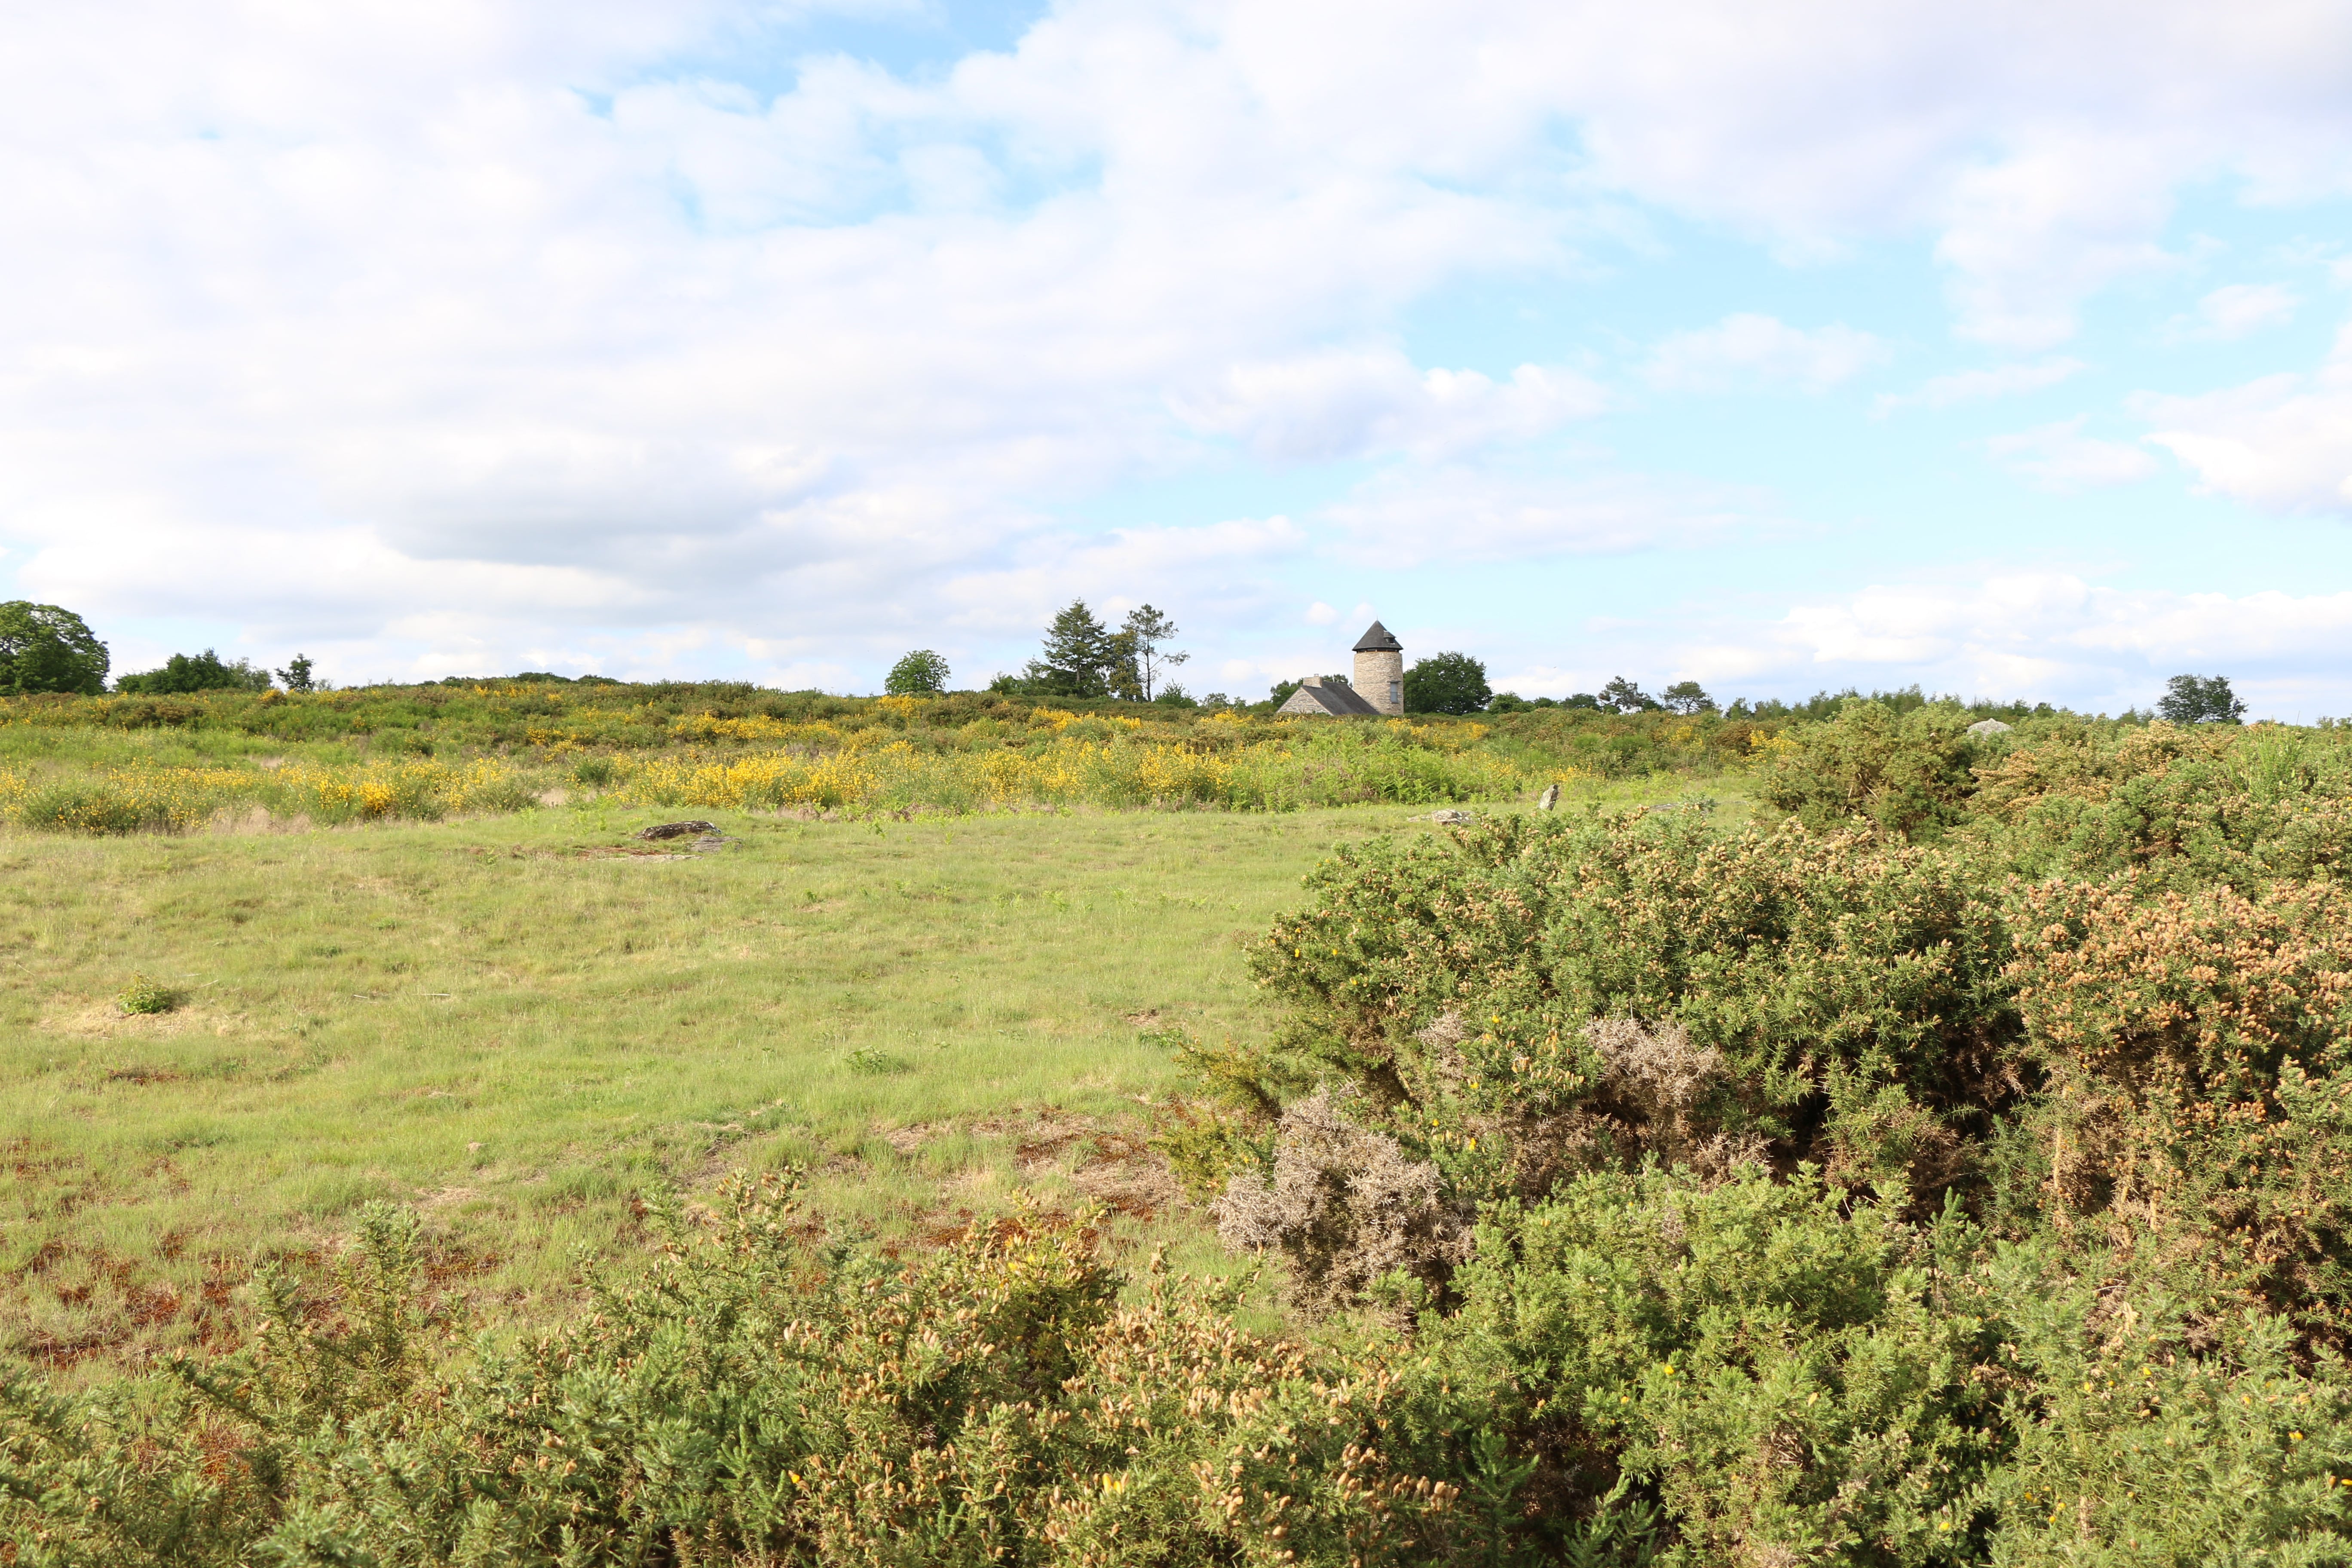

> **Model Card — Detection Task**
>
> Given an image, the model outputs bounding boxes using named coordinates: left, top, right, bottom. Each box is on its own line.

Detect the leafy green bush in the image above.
left=885, top=649, right=951, bottom=696
left=114, top=649, right=274, bottom=695
left=115, top=974, right=181, bottom=1015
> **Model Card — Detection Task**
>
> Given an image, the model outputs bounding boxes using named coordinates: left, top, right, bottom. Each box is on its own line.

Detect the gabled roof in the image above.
left=1277, top=681, right=1382, bottom=717
left=1352, top=619, right=1402, bottom=652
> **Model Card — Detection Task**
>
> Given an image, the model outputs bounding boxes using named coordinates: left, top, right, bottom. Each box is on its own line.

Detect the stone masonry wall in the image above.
left=1354, top=648, right=1404, bottom=715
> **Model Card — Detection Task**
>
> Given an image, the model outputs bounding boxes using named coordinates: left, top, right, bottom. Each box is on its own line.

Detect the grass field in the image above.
left=1, top=761, right=1749, bottom=1374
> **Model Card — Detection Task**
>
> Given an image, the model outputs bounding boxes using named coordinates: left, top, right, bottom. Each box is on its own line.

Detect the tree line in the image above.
left=0, top=600, right=318, bottom=695
left=0, top=594, right=2267, bottom=725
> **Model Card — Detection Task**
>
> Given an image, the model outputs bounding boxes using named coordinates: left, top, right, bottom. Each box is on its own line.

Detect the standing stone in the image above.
left=1537, top=783, right=1560, bottom=812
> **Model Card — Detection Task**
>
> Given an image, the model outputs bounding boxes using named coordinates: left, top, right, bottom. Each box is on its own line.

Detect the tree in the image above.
left=1118, top=604, right=1189, bottom=701
left=1597, top=676, right=1659, bottom=714
left=1023, top=601, right=1118, bottom=698
left=1402, top=652, right=1491, bottom=715
left=277, top=654, right=317, bottom=693
left=1659, top=680, right=1716, bottom=715
left=0, top=600, right=108, bottom=695
left=114, top=649, right=273, bottom=695
left=2159, top=674, right=2246, bottom=725
left=885, top=649, right=951, bottom=695
left=1101, top=629, right=1145, bottom=702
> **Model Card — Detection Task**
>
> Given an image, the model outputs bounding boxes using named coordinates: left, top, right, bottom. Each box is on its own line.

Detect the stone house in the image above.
left=1275, top=620, right=1406, bottom=717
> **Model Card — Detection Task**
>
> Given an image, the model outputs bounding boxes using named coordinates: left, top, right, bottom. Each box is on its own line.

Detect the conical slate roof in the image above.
left=1352, top=619, right=1402, bottom=652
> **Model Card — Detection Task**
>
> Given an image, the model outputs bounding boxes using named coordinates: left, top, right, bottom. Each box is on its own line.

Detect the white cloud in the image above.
left=1644, top=314, right=1887, bottom=393
left=1931, top=136, right=2183, bottom=349
left=1874, top=357, right=2084, bottom=413
left=935, top=515, right=1311, bottom=640
left=1528, top=3, right=2352, bottom=348
left=1772, top=574, right=2352, bottom=712
left=1305, top=601, right=1338, bottom=624
left=4, top=0, right=2352, bottom=681
left=1984, top=418, right=2160, bottom=489
left=1319, top=466, right=1763, bottom=567
left=2137, top=323, right=2352, bottom=515
left=2169, top=282, right=2302, bottom=341
left=1173, top=351, right=1604, bottom=462
left=1589, top=573, right=2352, bottom=716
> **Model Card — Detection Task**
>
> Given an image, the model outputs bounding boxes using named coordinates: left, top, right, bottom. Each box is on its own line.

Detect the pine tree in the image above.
left=1025, top=600, right=1115, bottom=697
left=1119, top=604, right=1188, bottom=701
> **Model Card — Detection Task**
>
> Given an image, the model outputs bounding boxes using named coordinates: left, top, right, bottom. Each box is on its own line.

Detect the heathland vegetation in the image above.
left=12, top=657, right=2352, bottom=1562
left=0, top=677, right=1771, bottom=835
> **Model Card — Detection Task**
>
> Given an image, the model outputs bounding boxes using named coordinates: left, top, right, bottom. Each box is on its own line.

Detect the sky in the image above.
left=5, top=1, right=2352, bottom=715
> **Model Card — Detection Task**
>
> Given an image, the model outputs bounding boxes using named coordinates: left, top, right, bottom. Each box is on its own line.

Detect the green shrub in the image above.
left=1416, top=1167, right=2003, bottom=1563
left=1755, top=699, right=1981, bottom=840
left=116, top=974, right=181, bottom=1015
left=1970, top=720, right=2352, bottom=891
left=1248, top=812, right=2018, bottom=1205
left=15, top=779, right=164, bottom=835
left=0, top=1182, right=1472, bottom=1567
left=113, top=649, right=273, bottom=695
left=885, top=649, right=951, bottom=695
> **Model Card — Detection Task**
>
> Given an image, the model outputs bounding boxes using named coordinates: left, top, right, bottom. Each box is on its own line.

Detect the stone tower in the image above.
left=1352, top=620, right=1404, bottom=715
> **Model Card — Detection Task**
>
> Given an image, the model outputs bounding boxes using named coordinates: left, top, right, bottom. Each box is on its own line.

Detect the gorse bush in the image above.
left=1247, top=812, right=2018, bottom=1205
left=0, top=1186, right=1479, bottom=1567
left=0, top=694, right=1557, bottom=833
left=0, top=756, right=540, bottom=833
left=1754, top=699, right=1983, bottom=840
left=1144, top=709, right=2352, bottom=1560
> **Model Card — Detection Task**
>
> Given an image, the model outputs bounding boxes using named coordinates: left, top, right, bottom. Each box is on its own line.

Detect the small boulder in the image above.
left=1966, top=719, right=2012, bottom=737
left=634, top=820, right=717, bottom=841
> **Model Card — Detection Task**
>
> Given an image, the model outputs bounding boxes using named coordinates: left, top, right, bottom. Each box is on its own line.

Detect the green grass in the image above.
left=0, top=802, right=1369, bottom=1366
left=0, top=778, right=1754, bottom=1370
